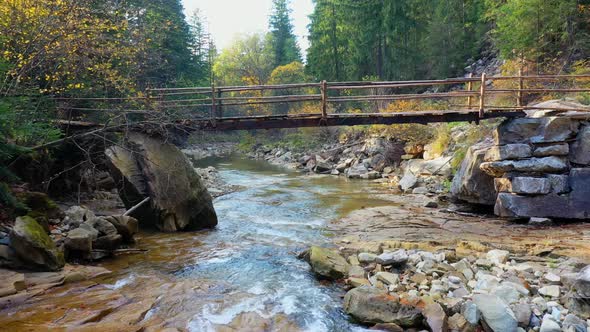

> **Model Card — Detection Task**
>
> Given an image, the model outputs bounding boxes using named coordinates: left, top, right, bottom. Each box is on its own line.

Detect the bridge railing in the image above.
left=54, top=73, right=590, bottom=127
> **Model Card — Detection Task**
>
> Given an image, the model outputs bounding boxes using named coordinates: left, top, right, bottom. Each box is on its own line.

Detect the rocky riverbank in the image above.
left=304, top=190, right=590, bottom=331
left=305, top=243, right=590, bottom=332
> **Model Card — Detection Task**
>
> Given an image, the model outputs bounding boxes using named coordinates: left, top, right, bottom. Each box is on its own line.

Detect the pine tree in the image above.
left=269, top=0, right=302, bottom=68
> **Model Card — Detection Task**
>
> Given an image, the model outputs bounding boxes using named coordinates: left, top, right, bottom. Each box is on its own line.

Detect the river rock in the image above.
left=461, top=300, right=481, bottom=325
left=9, top=216, right=64, bottom=271
left=405, top=156, right=453, bottom=177
left=450, top=139, right=496, bottom=205
left=399, top=172, right=418, bottom=191
left=376, top=249, right=408, bottom=266
left=347, top=164, right=369, bottom=179
left=539, top=285, right=560, bottom=298
left=423, top=302, right=448, bottom=332
left=540, top=318, right=561, bottom=332
left=358, top=252, right=378, bottom=264
left=375, top=272, right=399, bottom=286
left=63, top=206, right=96, bottom=228
left=93, top=234, right=123, bottom=251
left=343, top=286, right=422, bottom=326
left=564, top=265, right=590, bottom=319
left=86, top=217, right=118, bottom=237
left=513, top=303, right=532, bottom=327
left=485, top=144, right=532, bottom=161
left=370, top=323, right=403, bottom=332
left=106, top=132, right=217, bottom=232
left=570, top=125, right=590, bottom=165
left=103, top=215, right=138, bottom=243
left=487, top=249, right=510, bottom=265
left=562, top=314, right=587, bottom=332
left=308, top=246, right=349, bottom=280
left=473, top=294, right=518, bottom=332
left=64, top=227, right=94, bottom=253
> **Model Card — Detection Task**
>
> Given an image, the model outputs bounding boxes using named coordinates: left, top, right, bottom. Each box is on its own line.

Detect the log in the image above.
left=123, top=197, right=151, bottom=217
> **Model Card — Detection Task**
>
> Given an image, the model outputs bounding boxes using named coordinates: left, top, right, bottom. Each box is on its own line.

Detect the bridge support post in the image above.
left=467, top=73, right=474, bottom=109
left=517, top=67, right=524, bottom=107
left=479, top=73, right=486, bottom=119
left=321, top=80, right=328, bottom=119
left=211, top=85, right=217, bottom=127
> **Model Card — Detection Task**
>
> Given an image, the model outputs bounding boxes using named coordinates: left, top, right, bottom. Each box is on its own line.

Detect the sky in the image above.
left=182, top=0, right=314, bottom=55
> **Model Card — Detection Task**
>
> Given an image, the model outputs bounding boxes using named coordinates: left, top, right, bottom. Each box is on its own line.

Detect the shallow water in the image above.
left=0, top=156, right=396, bottom=331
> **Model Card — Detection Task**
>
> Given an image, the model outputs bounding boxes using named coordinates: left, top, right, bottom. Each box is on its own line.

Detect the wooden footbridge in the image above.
left=56, top=73, right=590, bottom=132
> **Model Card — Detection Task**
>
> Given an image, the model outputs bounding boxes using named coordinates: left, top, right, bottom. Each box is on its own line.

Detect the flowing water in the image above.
left=0, top=156, right=396, bottom=331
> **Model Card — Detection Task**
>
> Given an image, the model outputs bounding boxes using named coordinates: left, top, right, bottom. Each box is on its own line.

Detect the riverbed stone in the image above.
left=376, top=250, right=408, bottom=266
left=534, top=143, right=569, bottom=157
left=423, top=302, right=448, bottom=332
left=570, top=125, right=590, bottom=165
left=399, top=172, right=418, bottom=191
left=405, top=156, right=453, bottom=177
left=487, top=249, right=510, bottom=265
left=347, top=164, right=369, bottom=179
left=343, top=286, right=422, bottom=326
left=106, top=132, right=217, bottom=232
left=562, top=314, right=587, bottom=332
left=358, top=252, right=378, bottom=264
left=539, top=285, right=561, bottom=298
left=375, top=272, right=399, bottom=286
left=103, top=215, right=138, bottom=243
left=9, top=216, right=64, bottom=271
left=461, top=300, right=481, bottom=325
left=540, top=318, right=561, bottom=332
left=473, top=294, right=518, bottom=332
left=64, top=227, right=94, bottom=253
left=63, top=206, right=96, bottom=228
left=485, top=144, right=532, bottom=161
left=309, top=246, right=350, bottom=280
left=450, top=139, right=496, bottom=205
left=513, top=303, right=532, bottom=327
left=564, top=265, right=590, bottom=319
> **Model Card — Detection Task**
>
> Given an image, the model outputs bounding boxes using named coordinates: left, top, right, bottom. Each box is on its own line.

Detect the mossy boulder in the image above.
left=105, top=133, right=217, bottom=232
left=9, top=216, right=65, bottom=271
left=16, top=192, right=64, bottom=233
left=309, top=246, right=350, bottom=280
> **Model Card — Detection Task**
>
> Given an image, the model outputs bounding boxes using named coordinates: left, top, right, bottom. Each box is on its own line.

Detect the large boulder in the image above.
left=343, top=286, right=422, bottom=326
left=450, top=139, right=496, bottom=205
left=308, top=246, right=350, bottom=280
left=9, top=216, right=64, bottom=271
left=106, top=133, right=217, bottom=232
